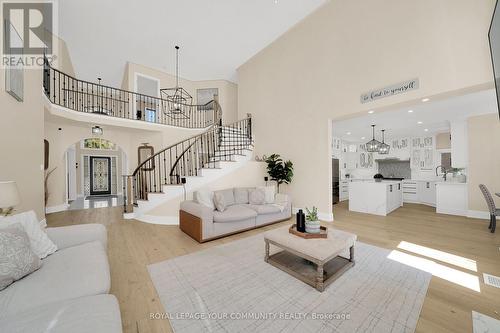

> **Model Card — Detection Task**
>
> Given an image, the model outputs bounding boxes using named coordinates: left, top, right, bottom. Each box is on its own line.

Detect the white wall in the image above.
left=238, top=0, right=496, bottom=218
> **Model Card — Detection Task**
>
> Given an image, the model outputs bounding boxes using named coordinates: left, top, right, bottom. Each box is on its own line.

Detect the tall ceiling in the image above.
left=58, top=0, right=327, bottom=86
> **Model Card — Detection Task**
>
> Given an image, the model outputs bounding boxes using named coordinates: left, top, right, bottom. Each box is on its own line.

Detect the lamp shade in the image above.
left=0, top=181, right=21, bottom=209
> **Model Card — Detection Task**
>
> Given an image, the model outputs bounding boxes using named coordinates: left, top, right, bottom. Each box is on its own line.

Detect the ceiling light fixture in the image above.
left=361, top=136, right=366, bottom=140
left=368, top=110, right=375, bottom=114
left=378, top=130, right=390, bottom=155
left=365, top=124, right=382, bottom=153
left=91, top=126, right=103, bottom=136
left=161, top=46, right=191, bottom=119
left=347, top=132, right=351, bottom=135
left=408, top=110, right=414, bottom=113
left=417, top=121, right=423, bottom=124
left=422, top=98, right=430, bottom=102
left=424, top=128, right=429, bottom=132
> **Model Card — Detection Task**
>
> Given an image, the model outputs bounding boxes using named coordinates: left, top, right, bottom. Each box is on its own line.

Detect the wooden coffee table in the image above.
left=264, top=226, right=356, bottom=292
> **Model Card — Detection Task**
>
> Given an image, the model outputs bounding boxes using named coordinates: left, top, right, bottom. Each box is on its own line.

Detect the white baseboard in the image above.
left=467, top=210, right=490, bottom=220
left=45, top=204, right=70, bottom=214
left=292, top=207, right=334, bottom=222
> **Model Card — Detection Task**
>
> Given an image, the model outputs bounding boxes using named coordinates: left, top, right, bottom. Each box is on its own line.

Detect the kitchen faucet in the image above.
left=436, top=165, right=448, bottom=181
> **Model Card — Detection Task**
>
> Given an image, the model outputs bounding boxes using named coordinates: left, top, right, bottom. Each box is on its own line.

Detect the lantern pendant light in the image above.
left=366, top=124, right=382, bottom=152
left=378, top=129, right=390, bottom=154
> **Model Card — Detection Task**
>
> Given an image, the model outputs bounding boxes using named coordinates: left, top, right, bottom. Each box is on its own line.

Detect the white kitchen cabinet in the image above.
left=347, top=152, right=359, bottom=170
left=418, top=181, right=436, bottom=206
left=339, top=180, right=349, bottom=201
left=436, top=182, right=468, bottom=216
left=450, top=121, right=468, bottom=168
left=402, top=180, right=418, bottom=203
left=410, top=136, right=435, bottom=171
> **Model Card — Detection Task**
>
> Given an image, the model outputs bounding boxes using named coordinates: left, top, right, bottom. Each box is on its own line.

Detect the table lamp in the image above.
left=0, top=181, right=20, bottom=216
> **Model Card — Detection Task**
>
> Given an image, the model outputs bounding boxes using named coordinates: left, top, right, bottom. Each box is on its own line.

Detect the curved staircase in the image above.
left=123, top=115, right=254, bottom=223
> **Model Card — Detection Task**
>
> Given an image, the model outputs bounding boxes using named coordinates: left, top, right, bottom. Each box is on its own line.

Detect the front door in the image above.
left=90, top=156, right=111, bottom=195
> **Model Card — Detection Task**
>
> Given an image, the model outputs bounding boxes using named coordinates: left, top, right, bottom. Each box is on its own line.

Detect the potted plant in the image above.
left=305, top=206, right=320, bottom=234
left=264, top=154, right=294, bottom=192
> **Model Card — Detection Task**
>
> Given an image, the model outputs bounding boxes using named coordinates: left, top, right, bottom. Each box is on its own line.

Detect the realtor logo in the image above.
left=3, top=1, right=53, bottom=55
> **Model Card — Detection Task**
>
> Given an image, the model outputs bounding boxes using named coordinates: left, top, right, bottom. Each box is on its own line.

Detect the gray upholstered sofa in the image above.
left=0, top=224, right=122, bottom=333
left=180, top=187, right=292, bottom=242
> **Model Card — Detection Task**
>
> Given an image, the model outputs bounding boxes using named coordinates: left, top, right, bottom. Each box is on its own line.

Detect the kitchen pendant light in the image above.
left=378, top=129, right=390, bottom=154
left=366, top=124, right=382, bottom=152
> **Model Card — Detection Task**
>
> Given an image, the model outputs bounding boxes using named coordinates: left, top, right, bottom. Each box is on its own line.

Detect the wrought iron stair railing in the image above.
left=123, top=116, right=253, bottom=212
left=43, top=57, right=219, bottom=129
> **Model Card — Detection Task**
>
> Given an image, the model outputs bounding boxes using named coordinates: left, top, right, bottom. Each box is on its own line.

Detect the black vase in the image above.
left=296, top=209, right=306, bottom=232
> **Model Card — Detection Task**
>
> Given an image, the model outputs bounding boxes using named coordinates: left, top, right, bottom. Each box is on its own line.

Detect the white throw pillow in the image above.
left=249, top=188, right=266, bottom=205
left=213, top=192, right=227, bottom=212
left=0, top=211, right=57, bottom=259
left=194, top=189, right=215, bottom=210
left=0, top=224, right=42, bottom=290
left=258, top=186, right=276, bottom=204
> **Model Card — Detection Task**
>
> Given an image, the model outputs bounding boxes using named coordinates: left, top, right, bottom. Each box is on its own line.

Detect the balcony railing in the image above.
left=43, top=57, right=219, bottom=129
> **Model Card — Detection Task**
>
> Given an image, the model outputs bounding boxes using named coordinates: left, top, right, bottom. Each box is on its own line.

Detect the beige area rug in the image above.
left=148, top=233, right=431, bottom=333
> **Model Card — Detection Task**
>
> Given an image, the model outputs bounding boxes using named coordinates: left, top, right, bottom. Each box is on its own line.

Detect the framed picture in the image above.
left=196, top=88, right=218, bottom=105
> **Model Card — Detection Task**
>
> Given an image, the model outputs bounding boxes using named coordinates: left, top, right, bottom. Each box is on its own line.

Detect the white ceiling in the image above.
left=332, top=89, right=498, bottom=143
left=58, top=0, right=327, bottom=86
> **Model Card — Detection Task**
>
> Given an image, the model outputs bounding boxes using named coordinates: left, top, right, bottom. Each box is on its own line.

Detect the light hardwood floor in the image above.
left=46, top=201, right=500, bottom=333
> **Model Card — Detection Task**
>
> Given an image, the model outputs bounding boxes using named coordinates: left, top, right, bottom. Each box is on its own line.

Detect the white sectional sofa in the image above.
left=0, top=224, right=122, bottom=333
left=180, top=187, right=292, bottom=242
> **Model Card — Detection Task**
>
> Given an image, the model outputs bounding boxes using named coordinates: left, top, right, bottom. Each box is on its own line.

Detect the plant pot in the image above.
left=305, top=220, right=321, bottom=234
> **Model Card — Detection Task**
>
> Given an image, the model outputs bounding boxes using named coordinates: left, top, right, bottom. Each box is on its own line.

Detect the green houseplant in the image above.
left=264, top=154, right=293, bottom=192
left=305, top=206, right=320, bottom=234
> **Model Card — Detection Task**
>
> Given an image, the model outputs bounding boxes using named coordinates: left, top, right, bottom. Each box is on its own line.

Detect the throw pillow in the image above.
left=213, top=192, right=227, bottom=212
left=0, top=224, right=42, bottom=291
left=213, top=189, right=235, bottom=207
left=233, top=187, right=253, bottom=204
left=258, top=186, right=276, bottom=204
left=194, top=189, right=215, bottom=210
left=249, top=188, right=266, bottom=205
left=0, top=211, right=57, bottom=259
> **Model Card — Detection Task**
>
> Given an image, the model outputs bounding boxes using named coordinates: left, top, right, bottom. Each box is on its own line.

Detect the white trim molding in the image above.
left=467, top=210, right=490, bottom=220
left=45, top=203, right=70, bottom=214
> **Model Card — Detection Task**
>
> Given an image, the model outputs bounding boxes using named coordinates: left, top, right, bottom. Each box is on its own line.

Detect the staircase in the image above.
left=123, top=116, right=254, bottom=221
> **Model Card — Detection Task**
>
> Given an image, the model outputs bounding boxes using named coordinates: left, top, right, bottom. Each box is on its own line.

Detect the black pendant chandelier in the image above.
left=366, top=124, right=382, bottom=152
left=161, top=46, right=191, bottom=119
left=378, top=129, right=390, bottom=154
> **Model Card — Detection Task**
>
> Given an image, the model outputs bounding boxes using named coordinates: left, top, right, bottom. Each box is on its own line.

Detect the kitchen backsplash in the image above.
left=378, top=160, right=411, bottom=179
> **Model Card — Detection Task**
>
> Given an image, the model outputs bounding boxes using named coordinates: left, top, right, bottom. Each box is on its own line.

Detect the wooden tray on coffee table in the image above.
left=289, top=224, right=328, bottom=239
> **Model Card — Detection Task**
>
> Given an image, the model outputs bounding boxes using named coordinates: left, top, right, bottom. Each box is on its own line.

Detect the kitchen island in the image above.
left=349, top=181, right=403, bottom=216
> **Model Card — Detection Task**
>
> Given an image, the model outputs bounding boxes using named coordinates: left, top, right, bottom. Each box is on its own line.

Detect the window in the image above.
left=82, top=138, right=116, bottom=150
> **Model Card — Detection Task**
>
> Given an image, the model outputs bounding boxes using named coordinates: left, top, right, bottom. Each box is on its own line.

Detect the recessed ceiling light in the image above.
left=368, top=110, right=374, bottom=114
left=361, top=136, right=365, bottom=140
left=422, top=98, right=430, bottom=102
left=424, top=128, right=429, bottom=132
left=417, top=121, right=423, bottom=124
left=347, top=132, right=351, bottom=135
left=408, top=110, right=414, bottom=113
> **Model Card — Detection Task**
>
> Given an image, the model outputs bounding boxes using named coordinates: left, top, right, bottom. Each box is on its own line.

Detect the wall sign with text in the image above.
left=360, top=79, right=419, bottom=104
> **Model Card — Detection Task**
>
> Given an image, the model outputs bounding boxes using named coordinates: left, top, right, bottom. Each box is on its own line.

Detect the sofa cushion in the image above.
left=213, top=205, right=257, bottom=223
left=249, top=188, right=266, bottom=205
left=258, top=186, right=276, bottom=204
left=0, top=294, right=122, bottom=333
left=0, top=211, right=57, bottom=259
left=194, top=189, right=215, bottom=210
left=248, top=204, right=282, bottom=215
left=0, top=225, right=41, bottom=291
left=214, top=189, right=235, bottom=212
left=0, top=240, right=110, bottom=318
left=234, top=187, right=253, bottom=204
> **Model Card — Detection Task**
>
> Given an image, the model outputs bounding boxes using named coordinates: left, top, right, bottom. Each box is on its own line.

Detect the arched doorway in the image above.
left=65, top=137, right=128, bottom=210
